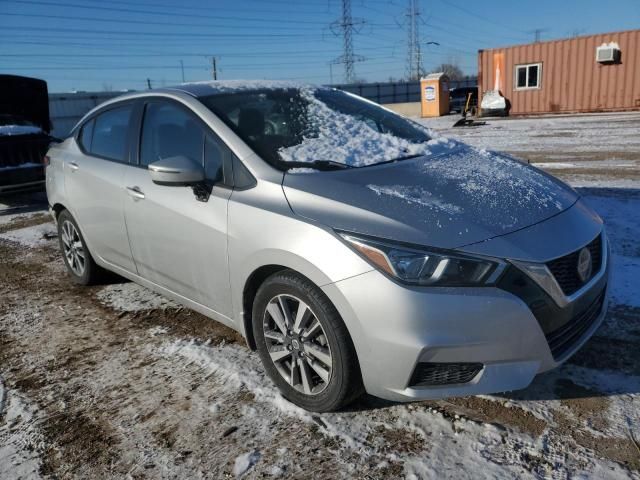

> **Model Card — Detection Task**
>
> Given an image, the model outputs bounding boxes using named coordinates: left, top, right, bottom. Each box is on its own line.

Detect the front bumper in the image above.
left=322, top=251, right=610, bottom=402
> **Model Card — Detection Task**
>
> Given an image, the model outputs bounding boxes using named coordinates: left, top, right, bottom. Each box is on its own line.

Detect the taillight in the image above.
left=43, top=155, right=50, bottom=166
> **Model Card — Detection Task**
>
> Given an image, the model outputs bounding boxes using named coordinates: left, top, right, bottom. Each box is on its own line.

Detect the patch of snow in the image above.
left=233, top=450, right=261, bottom=477
left=0, top=162, right=43, bottom=171
left=148, top=326, right=169, bottom=336
left=158, top=339, right=635, bottom=479
left=266, top=464, right=284, bottom=476
left=0, top=222, right=57, bottom=247
left=0, top=125, right=43, bottom=136
left=0, top=208, right=48, bottom=226
left=96, top=283, right=179, bottom=313
left=532, top=162, right=577, bottom=169
left=184, top=79, right=310, bottom=94
left=0, top=380, right=44, bottom=480
left=367, top=184, right=463, bottom=214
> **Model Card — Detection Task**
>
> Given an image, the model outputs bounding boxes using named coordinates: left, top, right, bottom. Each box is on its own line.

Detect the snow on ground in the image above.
left=418, top=112, right=640, bottom=189
left=0, top=380, right=44, bottom=480
left=96, top=282, right=179, bottom=313
left=418, top=112, right=640, bottom=159
left=0, top=222, right=57, bottom=247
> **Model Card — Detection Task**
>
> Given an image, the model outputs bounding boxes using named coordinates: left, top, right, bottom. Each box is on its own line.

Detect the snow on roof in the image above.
left=175, top=79, right=314, bottom=97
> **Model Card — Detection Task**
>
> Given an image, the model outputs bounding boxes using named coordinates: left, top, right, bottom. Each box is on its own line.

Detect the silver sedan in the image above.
left=46, top=81, right=609, bottom=412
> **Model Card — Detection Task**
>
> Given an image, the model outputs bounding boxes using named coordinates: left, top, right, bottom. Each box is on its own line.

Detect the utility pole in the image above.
left=211, top=57, right=218, bottom=80
left=406, top=0, right=424, bottom=81
left=146, top=78, right=152, bottom=90
left=330, top=0, right=365, bottom=84
left=528, top=28, right=548, bottom=43
left=180, top=60, right=185, bottom=83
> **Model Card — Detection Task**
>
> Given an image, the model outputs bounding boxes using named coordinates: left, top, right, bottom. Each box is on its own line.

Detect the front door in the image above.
left=123, top=99, right=233, bottom=316
left=64, top=103, right=136, bottom=273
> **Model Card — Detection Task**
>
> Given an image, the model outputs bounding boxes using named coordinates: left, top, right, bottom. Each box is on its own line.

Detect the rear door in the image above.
left=64, top=102, right=136, bottom=273
left=122, top=98, right=233, bottom=316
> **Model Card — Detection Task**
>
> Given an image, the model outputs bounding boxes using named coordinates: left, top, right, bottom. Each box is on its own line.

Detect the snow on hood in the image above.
left=0, top=125, right=43, bottom=136
left=278, top=88, right=445, bottom=167
left=283, top=143, right=578, bottom=249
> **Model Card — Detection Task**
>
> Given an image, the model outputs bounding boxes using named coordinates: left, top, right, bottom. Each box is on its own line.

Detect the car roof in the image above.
left=160, top=80, right=314, bottom=98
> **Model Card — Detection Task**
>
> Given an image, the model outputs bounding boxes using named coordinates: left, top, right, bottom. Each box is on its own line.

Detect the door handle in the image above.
left=126, top=186, right=145, bottom=200
left=68, top=161, right=79, bottom=171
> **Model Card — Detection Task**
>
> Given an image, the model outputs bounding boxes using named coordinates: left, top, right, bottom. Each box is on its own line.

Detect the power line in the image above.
left=3, top=0, right=336, bottom=25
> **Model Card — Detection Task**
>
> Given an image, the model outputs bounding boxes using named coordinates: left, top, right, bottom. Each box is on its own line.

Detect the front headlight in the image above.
left=338, top=232, right=505, bottom=286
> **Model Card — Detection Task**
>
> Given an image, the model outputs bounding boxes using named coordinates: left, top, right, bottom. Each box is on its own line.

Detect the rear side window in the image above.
left=89, top=105, right=133, bottom=162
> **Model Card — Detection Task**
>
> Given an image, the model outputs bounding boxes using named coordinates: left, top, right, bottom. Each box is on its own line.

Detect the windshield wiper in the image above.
left=282, top=160, right=354, bottom=171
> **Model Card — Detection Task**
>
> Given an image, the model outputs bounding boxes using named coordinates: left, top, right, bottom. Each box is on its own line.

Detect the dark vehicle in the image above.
left=0, top=75, right=53, bottom=194
left=449, top=86, right=478, bottom=114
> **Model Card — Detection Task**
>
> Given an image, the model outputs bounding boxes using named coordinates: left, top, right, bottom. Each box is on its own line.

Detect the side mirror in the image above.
left=148, top=155, right=205, bottom=186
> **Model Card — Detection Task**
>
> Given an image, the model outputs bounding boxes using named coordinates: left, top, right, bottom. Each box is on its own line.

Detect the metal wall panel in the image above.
left=478, top=29, right=640, bottom=115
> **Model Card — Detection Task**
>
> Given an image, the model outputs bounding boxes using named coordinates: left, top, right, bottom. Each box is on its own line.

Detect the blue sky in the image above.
left=1, top=0, right=639, bottom=93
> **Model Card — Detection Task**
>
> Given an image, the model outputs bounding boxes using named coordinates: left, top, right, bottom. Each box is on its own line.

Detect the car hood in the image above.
left=0, top=75, right=51, bottom=134
left=282, top=142, right=578, bottom=249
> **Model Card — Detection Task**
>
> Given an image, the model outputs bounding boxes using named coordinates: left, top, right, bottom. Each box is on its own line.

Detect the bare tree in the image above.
left=102, top=83, right=113, bottom=92
left=430, top=63, right=464, bottom=80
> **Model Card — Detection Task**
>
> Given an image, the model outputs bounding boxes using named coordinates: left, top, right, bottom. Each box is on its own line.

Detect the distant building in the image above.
left=478, top=29, right=640, bottom=115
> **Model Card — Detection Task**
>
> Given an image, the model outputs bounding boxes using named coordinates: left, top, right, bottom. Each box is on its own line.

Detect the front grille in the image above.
left=547, top=235, right=602, bottom=296
left=409, top=362, right=483, bottom=387
left=545, top=291, right=605, bottom=360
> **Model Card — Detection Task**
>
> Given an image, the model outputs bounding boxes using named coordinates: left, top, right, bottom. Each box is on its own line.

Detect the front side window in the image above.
left=90, top=105, right=133, bottom=162
left=199, top=88, right=433, bottom=169
left=140, top=100, right=230, bottom=184
left=140, top=102, right=204, bottom=167
left=515, top=63, right=542, bottom=89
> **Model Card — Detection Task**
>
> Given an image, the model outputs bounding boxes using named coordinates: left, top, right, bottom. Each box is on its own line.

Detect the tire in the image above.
left=252, top=270, right=364, bottom=412
left=56, top=209, right=105, bottom=285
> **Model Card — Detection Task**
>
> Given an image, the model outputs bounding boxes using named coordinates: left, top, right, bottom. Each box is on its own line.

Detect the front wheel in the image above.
left=253, top=271, right=363, bottom=412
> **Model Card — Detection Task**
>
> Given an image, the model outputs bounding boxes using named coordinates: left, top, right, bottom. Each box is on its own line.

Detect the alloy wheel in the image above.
left=262, top=294, right=333, bottom=395
left=61, top=220, right=85, bottom=276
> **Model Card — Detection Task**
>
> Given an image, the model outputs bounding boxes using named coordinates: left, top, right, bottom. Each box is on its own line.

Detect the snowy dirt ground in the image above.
left=1, top=115, right=640, bottom=479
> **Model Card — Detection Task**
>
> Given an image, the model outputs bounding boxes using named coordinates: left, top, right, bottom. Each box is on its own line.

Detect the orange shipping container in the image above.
left=478, top=29, right=640, bottom=115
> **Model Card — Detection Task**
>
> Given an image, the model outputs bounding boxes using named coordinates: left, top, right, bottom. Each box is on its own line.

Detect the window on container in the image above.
left=515, top=63, right=542, bottom=89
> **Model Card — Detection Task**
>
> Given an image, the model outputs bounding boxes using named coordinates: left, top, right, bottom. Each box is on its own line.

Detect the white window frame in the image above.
left=514, top=63, right=542, bottom=90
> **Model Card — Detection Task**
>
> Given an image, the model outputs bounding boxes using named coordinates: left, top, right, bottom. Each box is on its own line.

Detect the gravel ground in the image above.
left=1, top=114, right=640, bottom=479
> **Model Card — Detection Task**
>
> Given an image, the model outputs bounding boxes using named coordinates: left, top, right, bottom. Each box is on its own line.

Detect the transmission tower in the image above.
left=331, top=0, right=365, bottom=83
left=406, top=0, right=424, bottom=81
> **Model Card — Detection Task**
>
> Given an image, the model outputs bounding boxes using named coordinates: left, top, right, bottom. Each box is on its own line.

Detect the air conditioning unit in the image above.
left=596, top=43, right=621, bottom=63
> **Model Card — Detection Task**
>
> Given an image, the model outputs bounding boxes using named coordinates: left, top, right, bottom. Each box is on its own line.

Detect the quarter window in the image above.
left=90, top=105, right=133, bottom=162
left=515, top=63, right=542, bottom=89
left=78, top=118, right=95, bottom=152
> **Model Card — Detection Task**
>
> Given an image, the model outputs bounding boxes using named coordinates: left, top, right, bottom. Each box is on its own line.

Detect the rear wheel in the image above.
left=253, top=271, right=363, bottom=412
left=57, top=209, right=105, bottom=285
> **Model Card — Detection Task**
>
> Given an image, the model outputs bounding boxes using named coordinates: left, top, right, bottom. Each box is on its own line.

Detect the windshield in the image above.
left=199, top=87, right=434, bottom=169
